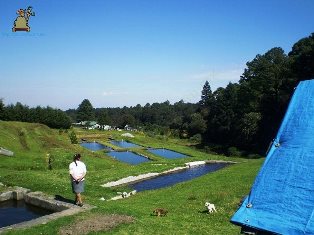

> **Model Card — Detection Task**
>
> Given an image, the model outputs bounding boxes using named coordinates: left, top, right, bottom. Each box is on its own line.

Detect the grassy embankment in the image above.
left=0, top=121, right=264, bottom=234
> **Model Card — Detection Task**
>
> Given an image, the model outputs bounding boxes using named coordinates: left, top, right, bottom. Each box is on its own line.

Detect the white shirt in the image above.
left=69, top=161, right=87, bottom=181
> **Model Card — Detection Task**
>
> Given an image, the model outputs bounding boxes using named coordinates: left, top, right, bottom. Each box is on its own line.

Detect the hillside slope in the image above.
left=0, top=121, right=264, bottom=234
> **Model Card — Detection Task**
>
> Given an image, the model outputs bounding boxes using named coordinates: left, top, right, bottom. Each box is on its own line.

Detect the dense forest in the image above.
left=0, top=102, right=71, bottom=129
left=1, top=33, right=313, bottom=156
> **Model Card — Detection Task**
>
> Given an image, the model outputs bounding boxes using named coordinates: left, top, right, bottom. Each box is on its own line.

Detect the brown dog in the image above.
left=153, top=208, right=168, bottom=217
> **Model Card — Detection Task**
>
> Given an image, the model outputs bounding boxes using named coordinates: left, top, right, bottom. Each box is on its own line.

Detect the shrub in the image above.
left=146, top=131, right=155, bottom=138
left=69, top=130, right=78, bottom=144
left=46, top=154, right=55, bottom=170
left=247, top=153, right=263, bottom=159
left=190, top=134, right=202, bottom=143
left=227, top=147, right=242, bottom=157
left=18, top=129, right=26, bottom=136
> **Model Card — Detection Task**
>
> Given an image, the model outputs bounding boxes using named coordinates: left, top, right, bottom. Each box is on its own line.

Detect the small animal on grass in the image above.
left=117, top=191, right=129, bottom=198
left=153, top=208, right=168, bottom=217
left=205, top=202, right=217, bottom=213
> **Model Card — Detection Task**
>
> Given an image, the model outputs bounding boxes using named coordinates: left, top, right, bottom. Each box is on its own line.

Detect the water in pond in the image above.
left=129, top=163, right=230, bottom=192
left=110, top=140, right=140, bottom=148
left=80, top=142, right=112, bottom=151
left=148, top=148, right=187, bottom=159
left=0, top=200, right=53, bottom=228
left=107, top=151, right=150, bottom=165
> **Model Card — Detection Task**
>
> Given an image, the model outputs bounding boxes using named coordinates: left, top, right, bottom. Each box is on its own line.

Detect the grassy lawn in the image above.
left=0, top=121, right=264, bottom=234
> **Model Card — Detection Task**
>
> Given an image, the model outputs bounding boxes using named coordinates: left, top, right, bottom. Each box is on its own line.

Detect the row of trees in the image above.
left=0, top=101, right=71, bottom=129
left=199, top=33, right=314, bottom=153
left=1, top=33, right=312, bottom=155
left=67, top=99, right=202, bottom=137
left=66, top=33, right=313, bottom=154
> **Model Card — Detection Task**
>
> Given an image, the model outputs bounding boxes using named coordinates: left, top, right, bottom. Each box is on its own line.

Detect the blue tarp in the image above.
left=231, top=80, right=314, bottom=234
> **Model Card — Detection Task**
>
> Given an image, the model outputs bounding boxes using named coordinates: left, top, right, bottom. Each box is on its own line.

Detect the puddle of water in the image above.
left=107, top=151, right=150, bottom=165
left=148, top=148, right=187, bottom=159
left=0, top=200, right=53, bottom=228
left=110, top=140, right=140, bottom=148
left=129, top=163, right=230, bottom=191
left=80, top=142, right=112, bottom=151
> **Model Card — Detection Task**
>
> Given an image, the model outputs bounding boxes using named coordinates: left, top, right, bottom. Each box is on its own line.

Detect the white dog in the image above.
left=205, top=202, right=217, bottom=213
left=117, top=192, right=129, bottom=198
left=117, top=191, right=136, bottom=198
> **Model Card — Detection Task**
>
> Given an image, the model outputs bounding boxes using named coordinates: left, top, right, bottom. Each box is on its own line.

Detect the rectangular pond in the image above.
left=80, top=142, right=112, bottom=151
left=147, top=148, right=187, bottom=159
left=128, top=163, right=230, bottom=191
left=0, top=200, right=53, bottom=228
left=107, top=151, right=150, bottom=165
left=110, top=140, right=140, bottom=148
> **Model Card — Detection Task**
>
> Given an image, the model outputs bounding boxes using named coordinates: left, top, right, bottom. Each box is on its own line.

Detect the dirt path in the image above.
left=59, top=214, right=134, bottom=235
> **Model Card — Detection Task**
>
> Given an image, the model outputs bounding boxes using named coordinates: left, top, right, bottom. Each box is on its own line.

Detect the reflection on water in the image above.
left=107, top=151, right=150, bottom=165
left=110, top=140, right=140, bottom=148
left=129, top=163, right=230, bottom=192
left=0, top=200, right=53, bottom=228
left=80, top=142, right=112, bottom=151
left=148, top=148, right=187, bottom=159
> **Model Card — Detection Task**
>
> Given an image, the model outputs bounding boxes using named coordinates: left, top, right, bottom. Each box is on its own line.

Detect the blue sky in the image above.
left=1, top=0, right=313, bottom=110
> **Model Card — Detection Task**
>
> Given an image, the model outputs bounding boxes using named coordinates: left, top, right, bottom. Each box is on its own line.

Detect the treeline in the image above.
left=67, top=99, right=201, bottom=137
left=200, top=33, right=314, bottom=154
left=67, top=33, right=314, bottom=154
left=1, top=33, right=313, bottom=155
left=0, top=101, right=71, bottom=129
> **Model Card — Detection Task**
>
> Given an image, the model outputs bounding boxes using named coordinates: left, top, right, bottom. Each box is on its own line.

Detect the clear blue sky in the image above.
left=1, top=0, right=313, bottom=110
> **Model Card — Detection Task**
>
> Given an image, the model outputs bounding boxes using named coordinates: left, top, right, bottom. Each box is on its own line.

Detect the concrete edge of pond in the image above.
left=0, top=147, right=14, bottom=157
left=204, top=160, right=237, bottom=164
left=0, top=187, right=95, bottom=233
left=101, top=160, right=237, bottom=188
left=102, top=172, right=160, bottom=187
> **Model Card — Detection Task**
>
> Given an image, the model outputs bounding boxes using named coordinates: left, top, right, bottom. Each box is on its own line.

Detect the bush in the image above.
left=69, top=130, right=78, bottom=144
left=227, top=147, right=242, bottom=157
left=146, top=131, right=155, bottom=138
left=18, top=129, right=26, bottom=136
left=203, top=146, right=217, bottom=155
left=46, top=154, right=55, bottom=170
left=170, top=129, right=180, bottom=138
left=156, top=135, right=166, bottom=140
left=247, top=153, right=263, bottom=159
left=190, top=134, right=202, bottom=143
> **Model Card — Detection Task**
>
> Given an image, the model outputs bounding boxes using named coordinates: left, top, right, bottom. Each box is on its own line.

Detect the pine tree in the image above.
left=199, top=81, right=213, bottom=106
left=77, top=99, right=94, bottom=122
left=0, top=99, right=4, bottom=120
left=69, top=130, right=78, bottom=144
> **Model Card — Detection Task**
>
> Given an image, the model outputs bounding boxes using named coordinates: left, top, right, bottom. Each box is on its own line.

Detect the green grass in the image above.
left=0, top=121, right=264, bottom=234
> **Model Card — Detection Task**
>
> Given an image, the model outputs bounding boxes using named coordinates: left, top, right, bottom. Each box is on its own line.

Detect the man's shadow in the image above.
left=55, top=195, right=75, bottom=204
